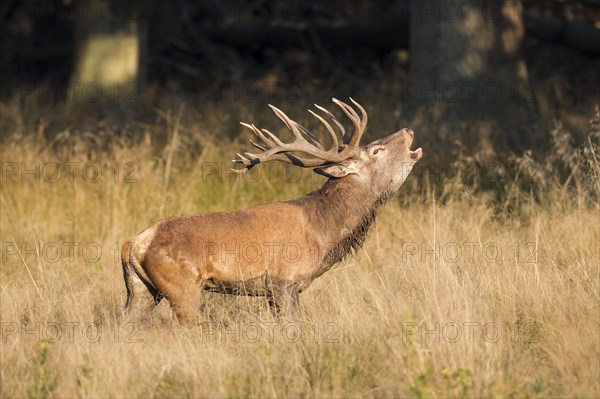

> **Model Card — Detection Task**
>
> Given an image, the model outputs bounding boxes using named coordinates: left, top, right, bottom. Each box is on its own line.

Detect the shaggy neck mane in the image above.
left=292, top=177, right=393, bottom=270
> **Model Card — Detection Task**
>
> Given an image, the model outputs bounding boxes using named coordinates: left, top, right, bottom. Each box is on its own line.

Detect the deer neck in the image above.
left=294, top=177, right=392, bottom=266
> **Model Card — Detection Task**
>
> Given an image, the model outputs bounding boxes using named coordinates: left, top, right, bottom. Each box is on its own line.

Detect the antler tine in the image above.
left=240, top=122, right=275, bottom=148
left=268, top=105, right=304, bottom=141
left=249, top=140, right=269, bottom=151
left=314, top=104, right=347, bottom=145
left=235, top=152, right=253, bottom=166
left=295, top=122, right=324, bottom=150
left=269, top=105, right=330, bottom=150
left=261, top=129, right=286, bottom=147
left=308, top=109, right=338, bottom=152
left=349, top=97, right=368, bottom=133
left=332, top=98, right=366, bottom=147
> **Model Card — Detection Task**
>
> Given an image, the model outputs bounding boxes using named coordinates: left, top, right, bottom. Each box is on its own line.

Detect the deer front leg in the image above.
left=267, top=281, right=300, bottom=319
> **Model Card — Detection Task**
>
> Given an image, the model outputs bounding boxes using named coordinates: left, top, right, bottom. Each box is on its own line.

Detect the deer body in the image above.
left=122, top=99, right=422, bottom=321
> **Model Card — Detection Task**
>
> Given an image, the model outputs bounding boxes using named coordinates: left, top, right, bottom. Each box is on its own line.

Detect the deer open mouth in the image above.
left=410, top=148, right=423, bottom=161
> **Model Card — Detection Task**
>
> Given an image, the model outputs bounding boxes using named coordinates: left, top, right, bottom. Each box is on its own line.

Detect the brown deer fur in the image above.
left=121, top=99, right=422, bottom=322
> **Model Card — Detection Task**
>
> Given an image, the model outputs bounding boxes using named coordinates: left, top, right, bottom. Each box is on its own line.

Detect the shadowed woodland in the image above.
left=2, top=1, right=599, bottom=143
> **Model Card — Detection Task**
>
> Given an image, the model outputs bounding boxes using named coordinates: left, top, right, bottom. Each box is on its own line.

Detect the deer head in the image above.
left=233, top=98, right=423, bottom=198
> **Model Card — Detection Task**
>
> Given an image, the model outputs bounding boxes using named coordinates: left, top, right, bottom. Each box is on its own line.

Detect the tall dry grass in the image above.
left=0, top=105, right=599, bottom=398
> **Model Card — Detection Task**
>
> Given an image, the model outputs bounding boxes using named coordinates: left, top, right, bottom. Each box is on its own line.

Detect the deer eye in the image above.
left=372, top=147, right=383, bottom=155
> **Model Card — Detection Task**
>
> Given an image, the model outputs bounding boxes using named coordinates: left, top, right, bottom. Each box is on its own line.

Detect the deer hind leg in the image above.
left=164, top=283, right=203, bottom=325
left=122, top=262, right=162, bottom=322
left=155, top=270, right=205, bottom=325
left=140, top=252, right=206, bottom=325
left=267, top=281, right=300, bottom=319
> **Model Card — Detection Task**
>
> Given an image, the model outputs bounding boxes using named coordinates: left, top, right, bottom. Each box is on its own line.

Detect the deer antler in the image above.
left=232, top=98, right=368, bottom=173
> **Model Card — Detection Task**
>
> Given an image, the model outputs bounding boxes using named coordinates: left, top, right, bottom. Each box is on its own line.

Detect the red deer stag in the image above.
left=121, top=98, right=422, bottom=322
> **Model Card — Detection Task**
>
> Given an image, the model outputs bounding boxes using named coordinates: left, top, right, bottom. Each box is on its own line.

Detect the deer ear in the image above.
left=314, top=160, right=359, bottom=179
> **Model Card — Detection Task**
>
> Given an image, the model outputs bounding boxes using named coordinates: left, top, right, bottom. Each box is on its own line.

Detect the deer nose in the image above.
left=405, top=128, right=414, bottom=138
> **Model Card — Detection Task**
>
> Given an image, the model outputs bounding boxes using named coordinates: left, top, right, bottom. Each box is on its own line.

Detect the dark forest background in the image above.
left=1, top=0, right=599, bottom=162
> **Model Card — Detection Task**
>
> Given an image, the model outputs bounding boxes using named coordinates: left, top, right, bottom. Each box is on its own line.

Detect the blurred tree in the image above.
left=408, top=0, right=538, bottom=157
left=70, top=0, right=146, bottom=107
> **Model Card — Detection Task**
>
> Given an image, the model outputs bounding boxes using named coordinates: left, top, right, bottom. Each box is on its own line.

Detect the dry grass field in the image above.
left=1, top=105, right=599, bottom=398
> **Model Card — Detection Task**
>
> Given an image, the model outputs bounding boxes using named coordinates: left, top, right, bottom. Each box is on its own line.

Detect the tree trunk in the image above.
left=408, top=0, right=538, bottom=159
left=70, top=0, right=145, bottom=108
